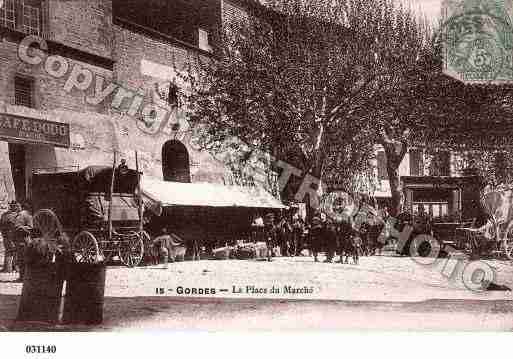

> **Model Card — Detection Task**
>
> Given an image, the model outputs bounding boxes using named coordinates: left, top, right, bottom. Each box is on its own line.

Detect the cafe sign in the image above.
left=0, top=113, right=70, bottom=148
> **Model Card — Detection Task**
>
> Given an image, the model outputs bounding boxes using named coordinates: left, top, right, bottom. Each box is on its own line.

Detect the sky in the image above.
left=410, top=0, right=443, bottom=22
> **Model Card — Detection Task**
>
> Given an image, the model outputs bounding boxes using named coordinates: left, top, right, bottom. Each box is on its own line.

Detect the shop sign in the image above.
left=0, top=113, right=70, bottom=148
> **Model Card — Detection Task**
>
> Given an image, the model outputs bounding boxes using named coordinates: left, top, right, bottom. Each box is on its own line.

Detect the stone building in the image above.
left=0, top=0, right=271, bottom=210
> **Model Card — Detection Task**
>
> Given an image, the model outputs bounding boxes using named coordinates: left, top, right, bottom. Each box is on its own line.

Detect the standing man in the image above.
left=0, top=201, right=19, bottom=273
left=359, top=219, right=370, bottom=257
left=338, top=216, right=353, bottom=264
left=351, top=233, right=362, bottom=265
left=13, top=201, right=33, bottom=282
left=276, top=212, right=292, bottom=257
left=324, top=220, right=338, bottom=263
left=291, top=213, right=305, bottom=256
left=309, top=216, right=324, bottom=262
left=263, top=213, right=277, bottom=262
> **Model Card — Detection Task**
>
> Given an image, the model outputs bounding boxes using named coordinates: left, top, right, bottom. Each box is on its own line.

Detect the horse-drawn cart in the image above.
left=31, top=163, right=149, bottom=267
left=454, top=186, right=513, bottom=260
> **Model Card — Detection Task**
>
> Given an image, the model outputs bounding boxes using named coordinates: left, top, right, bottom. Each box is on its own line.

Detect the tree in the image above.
left=187, top=0, right=428, bottom=215
left=376, top=22, right=513, bottom=215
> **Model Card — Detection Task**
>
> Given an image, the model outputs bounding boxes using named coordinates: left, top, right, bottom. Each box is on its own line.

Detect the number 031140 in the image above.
left=25, top=345, right=57, bottom=354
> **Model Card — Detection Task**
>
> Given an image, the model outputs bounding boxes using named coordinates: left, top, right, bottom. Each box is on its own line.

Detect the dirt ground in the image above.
left=1, top=245, right=512, bottom=331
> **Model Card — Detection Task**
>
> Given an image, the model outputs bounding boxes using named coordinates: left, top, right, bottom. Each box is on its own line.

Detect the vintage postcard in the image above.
left=0, top=0, right=512, bottom=336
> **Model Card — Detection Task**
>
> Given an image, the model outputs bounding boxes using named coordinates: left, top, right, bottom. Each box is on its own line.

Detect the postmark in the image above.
left=441, top=0, right=513, bottom=83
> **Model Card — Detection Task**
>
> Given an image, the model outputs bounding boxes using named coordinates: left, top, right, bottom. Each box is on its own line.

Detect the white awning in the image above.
left=141, top=176, right=286, bottom=215
left=373, top=189, right=392, bottom=198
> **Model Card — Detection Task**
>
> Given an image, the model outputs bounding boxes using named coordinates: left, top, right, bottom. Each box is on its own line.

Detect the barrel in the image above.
left=1, top=236, right=15, bottom=273
left=2, top=252, right=14, bottom=273
left=62, top=263, right=106, bottom=325
left=16, top=263, right=64, bottom=323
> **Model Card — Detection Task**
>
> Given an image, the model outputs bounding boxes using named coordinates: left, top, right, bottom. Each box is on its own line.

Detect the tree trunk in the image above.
left=386, top=164, right=402, bottom=217
left=303, top=121, right=326, bottom=220
left=382, top=140, right=407, bottom=217
left=305, top=156, right=325, bottom=222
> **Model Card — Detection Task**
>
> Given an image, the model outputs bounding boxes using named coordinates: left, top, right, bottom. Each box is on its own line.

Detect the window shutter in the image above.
left=409, top=149, right=423, bottom=176
left=377, top=151, right=387, bottom=180
left=15, top=76, right=34, bottom=108
left=0, top=0, right=16, bottom=29
left=439, top=152, right=450, bottom=176
left=430, top=151, right=450, bottom=176
left=198, top=28, right=212, bottom=52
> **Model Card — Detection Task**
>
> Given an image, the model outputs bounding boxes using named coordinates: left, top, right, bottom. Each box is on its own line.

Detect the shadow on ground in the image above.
left=2, top=293, right=513, bottom=331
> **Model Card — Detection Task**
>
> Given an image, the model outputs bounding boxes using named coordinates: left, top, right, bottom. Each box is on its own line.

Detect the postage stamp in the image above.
left=441, top=0, right=513, bottom=83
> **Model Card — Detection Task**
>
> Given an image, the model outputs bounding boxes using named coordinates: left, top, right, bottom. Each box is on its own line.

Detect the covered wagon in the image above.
left=31, top=164, right=148, bottom=267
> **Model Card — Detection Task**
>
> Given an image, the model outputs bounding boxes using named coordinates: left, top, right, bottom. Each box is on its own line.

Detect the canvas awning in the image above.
left=372, top=190, right=391, bottom=198
left=141, top=176, right=286, bottom=215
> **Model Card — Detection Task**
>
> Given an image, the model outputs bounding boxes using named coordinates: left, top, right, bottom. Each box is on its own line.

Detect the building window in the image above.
left=430, top=151, right=450, bottom=176
left=409, top=149, right=424, bottom=176
left=113, top=0, right=219, bottom=52
left=198, top=28, right=213, bottom=53
left=413, top=202, right=448, bottom=220
left=377, top=151, right=387, bottom=180
left=15, top=75, right=34, bottom=108
left=0, top=0, right=42, bottom=36
left=22, top=0, right=40, bottom=35
left=0, top=0, right=16, bottom=30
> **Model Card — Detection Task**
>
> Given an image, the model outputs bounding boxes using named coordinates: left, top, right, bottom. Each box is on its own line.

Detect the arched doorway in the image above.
left=162, top=140, right=191, bottom=183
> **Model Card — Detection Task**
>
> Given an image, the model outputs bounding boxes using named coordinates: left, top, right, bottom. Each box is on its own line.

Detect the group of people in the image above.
left=262, top=209, right=386, bottom=264
left=0, top=201, right=33, bottom=281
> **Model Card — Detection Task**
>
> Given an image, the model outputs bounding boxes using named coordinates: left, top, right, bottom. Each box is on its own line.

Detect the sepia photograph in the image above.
left=0, top=0, right=512, bottom=336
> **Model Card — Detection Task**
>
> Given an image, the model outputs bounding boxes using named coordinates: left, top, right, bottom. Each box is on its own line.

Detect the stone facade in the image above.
left=0, top=0, right=255, bottom=208
left=47, top=0, right=113, bottom=59
left=0, top=38, right=112, bottom=113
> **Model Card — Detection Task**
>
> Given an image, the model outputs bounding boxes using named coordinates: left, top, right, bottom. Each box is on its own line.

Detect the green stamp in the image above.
left=441, top=0, right=513, bottom=83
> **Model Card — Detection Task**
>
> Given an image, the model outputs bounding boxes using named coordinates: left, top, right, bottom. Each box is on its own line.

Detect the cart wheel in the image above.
left=119, top=233, right=144, bottom=267
left=72, top=231, right=100, bottom=264
left=33, top=209, right=63, bottom=239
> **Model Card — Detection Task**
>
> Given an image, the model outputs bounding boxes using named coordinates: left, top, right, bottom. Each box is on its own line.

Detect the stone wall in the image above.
left=0, top=37, right=112, bottom=113
left=47, top=0, right=113, bottom=60
left=112, top=24, right=231, bottom=184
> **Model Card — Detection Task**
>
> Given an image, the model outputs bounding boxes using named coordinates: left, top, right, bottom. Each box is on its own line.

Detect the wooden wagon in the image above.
left=31, top=163, right=149, bottom=267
